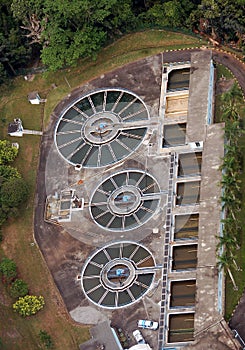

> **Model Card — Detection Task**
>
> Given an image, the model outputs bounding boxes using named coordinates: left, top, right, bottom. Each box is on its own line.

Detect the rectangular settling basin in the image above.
left=170, top=280, right=196, bottom=308
left=163, top=123, right=186, bottom=147
left=176, top=181, right=200, bottom=206
left=174, top=214, right=199, bottom=241
left=168, top=313, right=194, bottom=343
left=172, top=244, right=198, bottom=271
left=178, top=152, right=202, bottom=177
left=167, top=68, right=190, bottom=91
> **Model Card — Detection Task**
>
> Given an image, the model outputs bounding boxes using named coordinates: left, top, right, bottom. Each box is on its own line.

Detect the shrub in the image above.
left=0, top=177, right=28, bottom=208
left=10, top=279, right=29, bottom=298
left=39, top=330, right=54, bottom=349
left=0, top=165, right=21, bottom=182
left=0, top=140, right=18, bottom=165
left=13, top=295, right=45, bottom=317
left=0, top=257, right=17, bottom=283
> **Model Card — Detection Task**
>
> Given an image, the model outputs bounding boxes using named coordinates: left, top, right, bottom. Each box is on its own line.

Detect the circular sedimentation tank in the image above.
left=81, top=241, right=156, bottom=309
left=90, top=170, right=161, bottom=231
left=55, top=88, right=149, bottom=168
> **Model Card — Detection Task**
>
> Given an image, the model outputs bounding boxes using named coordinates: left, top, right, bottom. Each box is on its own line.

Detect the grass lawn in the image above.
left=214, top=63, right=235, bottom=123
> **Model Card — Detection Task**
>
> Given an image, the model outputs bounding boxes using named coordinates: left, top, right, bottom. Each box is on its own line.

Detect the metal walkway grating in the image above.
left=158, top=153, right=175, bottom=350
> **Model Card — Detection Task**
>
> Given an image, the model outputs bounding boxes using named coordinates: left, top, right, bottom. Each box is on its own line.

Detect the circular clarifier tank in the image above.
left=81, top=241, right=156, bottom=309
left=55, top=88, right=149, bottom=168
left=89, top=170, right=161, bottom=231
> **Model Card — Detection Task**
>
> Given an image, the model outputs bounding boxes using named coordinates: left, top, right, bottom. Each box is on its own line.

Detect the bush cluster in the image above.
left=0, top=140, right=28, bottom=227
left=39, top=330, right=54, bottom=349
left=0, top=257, right=45, bottom=317
left=13, top=295, right=45, bottom=317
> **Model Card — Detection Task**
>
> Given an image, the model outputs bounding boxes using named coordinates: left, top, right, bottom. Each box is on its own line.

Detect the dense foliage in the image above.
left=39, top=330, right=54, bottom=349
left=0, top=165, right=21, bottom=182
left=0, top=0, right=244, bottom=78
left=10, top=278, right=29, bottom=298
left=0, top=140, right=18, bottom=165
left=0, top=257, right=17, bottom=283
left=13, top=295, right=45, bottom=316
left=0, top=140, right=28, bottom=226
left=0, top=0, right=31, bottom=83
left=217, top=83, right=244, bottom=290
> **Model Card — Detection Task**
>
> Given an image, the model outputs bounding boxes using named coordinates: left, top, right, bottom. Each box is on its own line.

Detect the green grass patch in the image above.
left=214, top=64, right=235, bottom=123
left=216, top=63, right=234, bottom=81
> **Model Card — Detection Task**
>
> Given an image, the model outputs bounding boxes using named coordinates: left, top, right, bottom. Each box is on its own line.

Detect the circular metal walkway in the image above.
left=90, top=170, right=161, bottom=231
left=55, top=88, right=149, bottom=167
left=81, top=241, right=156, bottom=308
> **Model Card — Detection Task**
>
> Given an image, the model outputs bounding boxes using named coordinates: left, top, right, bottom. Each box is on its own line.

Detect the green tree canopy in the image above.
left=0, top=177, right=28, bottom=208
left=10, top=0, right=138, bottom=70
left=0, top=145, right=27, bottom=225
left=0, top=257, right=17, bottom=283
left=0, top=140, right=18, bottom=165
left=139, top=0, right=195, bottom=28
left=0, top=0, right=31, bottom=78
left=192, top=0, right=245, bottom=44
left=0, top=165, right=21, bottom=184
left=40, top=0, right=123, bottom=70
left=10, top=278, right=29, bottom=298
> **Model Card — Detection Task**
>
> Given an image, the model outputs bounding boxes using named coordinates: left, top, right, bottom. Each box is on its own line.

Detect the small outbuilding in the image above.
left=28, top=91, right=46, bottom=104
left=8, top=118, right=24, bottom=137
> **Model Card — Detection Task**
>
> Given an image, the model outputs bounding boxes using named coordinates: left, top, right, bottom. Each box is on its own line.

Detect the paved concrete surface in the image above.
left=186, top=50, right=213, bottom=141
left=195, top=123, right=225, bottom=332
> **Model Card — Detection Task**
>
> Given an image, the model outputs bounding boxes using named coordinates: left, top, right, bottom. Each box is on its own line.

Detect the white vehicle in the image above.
left=138, top=319, right=159, bottom=330
left=133, top=329, right=145, bottom=344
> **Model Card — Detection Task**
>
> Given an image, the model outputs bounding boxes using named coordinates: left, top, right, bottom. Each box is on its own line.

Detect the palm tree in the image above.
left=216, top=234, right=241, bottom=272
left=221, top=83, right=244, bottom=108
left=224, top=144, right=243, bottom=171
left=216, top=233, right=238, bottom=253
left=217, top=252, right=238, bottom=291
left=221, top=219, right=241, bottom=246
left=221, top=154, right=241, bottom=176
left=221, top=102, right=241, bottom=123
left=221, top=189, right=241, bottom=218
left=222, top=214, right=241, bottom=235
left=224, top=120, right=244, bottom=145
left=221, top=173, right=241, bottom=191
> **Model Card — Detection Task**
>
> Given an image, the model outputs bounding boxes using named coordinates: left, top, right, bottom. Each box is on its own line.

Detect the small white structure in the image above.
left=8, top=118, right=24, bottom=137
left=11, top=142, right=19, bottom=149
left=188, top=141, right=203, bottom=150
left=28, top=91, right=46, bottom=104
left=8, top=118, right=43, bottom=137
left=129, top=344, right=153, bottom=350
